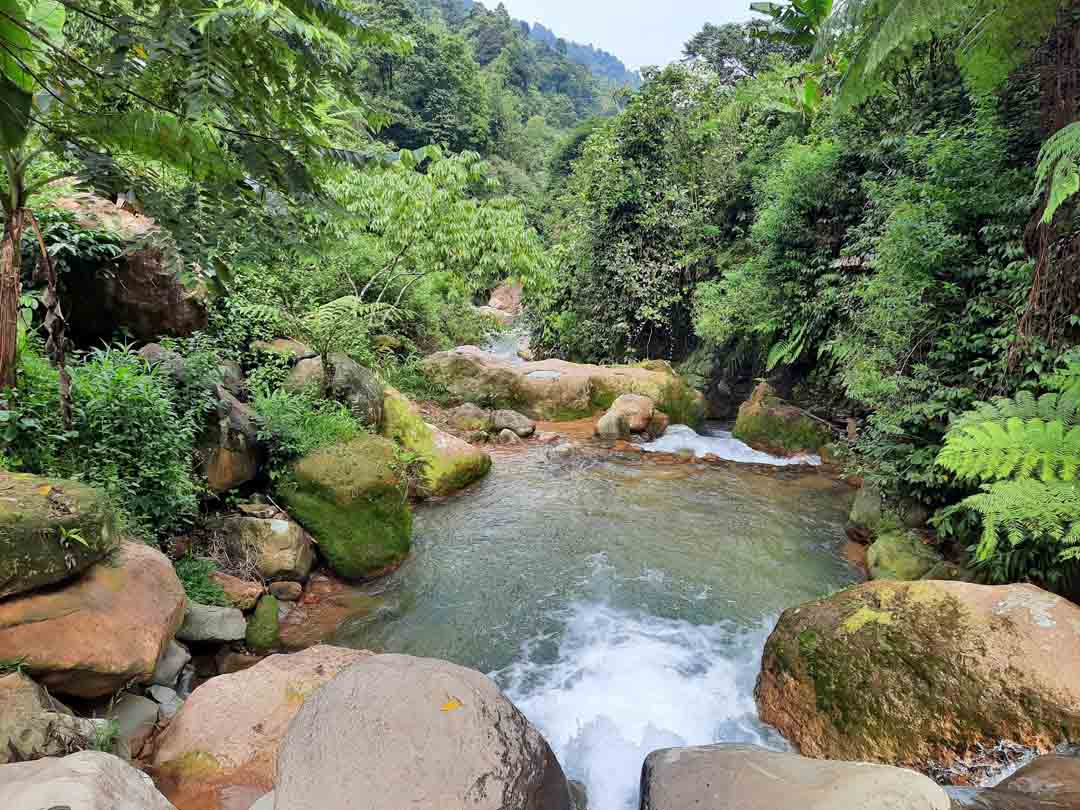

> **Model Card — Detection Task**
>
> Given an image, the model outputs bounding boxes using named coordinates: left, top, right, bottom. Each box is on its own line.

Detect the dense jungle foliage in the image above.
left=1, top=0, right=1078, bottom=595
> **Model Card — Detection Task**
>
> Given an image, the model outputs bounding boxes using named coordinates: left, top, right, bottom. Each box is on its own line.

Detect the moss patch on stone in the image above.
left=756, top=580, right=1080, bottom=770
left=246, top=595, right=280, bottom=651
left=279, top=436, right=412, bottom=581
left=733, top=385, right=829, bottom=455
left=867, top=531, right=943, bottom=581
left=381, top=389, right=491, bottom=496
left=0, top=473, right=117, bottom=600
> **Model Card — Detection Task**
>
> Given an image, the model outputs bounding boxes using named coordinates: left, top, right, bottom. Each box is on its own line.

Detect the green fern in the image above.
left=937, top=374, right=1080, bottom=579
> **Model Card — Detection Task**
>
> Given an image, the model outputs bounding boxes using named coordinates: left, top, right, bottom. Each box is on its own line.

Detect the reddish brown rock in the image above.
left=279, top=573, right=382, bottom=650
left=212, top=573, right=263, bottom=611
left=55, top=193, right=208, bottom=343
left=152, top=646, right=370, bottom=809
left=268, top=581, right=302, bottom=602
left=0, top=542, right=186, bottom=698
left=488, top=282, right=523, bottom=314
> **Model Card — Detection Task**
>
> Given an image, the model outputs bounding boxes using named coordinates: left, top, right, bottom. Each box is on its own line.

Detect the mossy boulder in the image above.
left=0, top=473, right=117, bottom=600
left=867, top=531, right=943, bottom=581
left=246, top=595, right=280, bottom=652
left=279, top=436, right=412, bottom=581
left=382, top=388, right=491, bottom=497
left=846, top=484, right=883, bottom=543
left=755, top=580, right=1080, bottom=774
left=733, top=383, right=830, bottom=456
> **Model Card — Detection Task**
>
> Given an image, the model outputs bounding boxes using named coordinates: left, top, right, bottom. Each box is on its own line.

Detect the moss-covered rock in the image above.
left=279, top=436, right=412, bottom=581
left=846, top=484, right=883, bottom=544
left=0, top=473, right=117, bottom=600
left=867, top=530, right=943, bottom=581
left=246, top=595, right=280, bottom=652
left=755, top=580, right=1080, bottom=773
left=733, top=383, right=830, bottom=456
left=382, top=389, right=491, bottom=497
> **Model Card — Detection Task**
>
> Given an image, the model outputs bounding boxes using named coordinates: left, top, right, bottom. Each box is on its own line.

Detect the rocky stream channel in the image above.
left=2, top=291, right=1080, bottom=810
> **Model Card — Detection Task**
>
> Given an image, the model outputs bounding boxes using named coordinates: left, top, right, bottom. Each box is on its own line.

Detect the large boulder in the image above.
left=0, top=542, right=185, bottom=698
left=0, top=473, right=116, bottom=599
left=733, top=383, right=830, bottom=456
left=55, top=193, right=208, bottom=344
left=0, top=751, right=177, bottom=809
left=422, top=347, right=705, bottom=425
left=639, top=744, right=950, bottom=810
left=382, top=388, right=492, bottom=497
left=0, top=672, right=102, bottom=763
left=285, top=353, right=384, bottom=428
left=867, top=531, right=943, bottom=581
left=755, top=581, right=1080, bottom=773
left=596, top=394, right=657, bottom=440
left=279, top=436, right=412, bottom=580
left=152, top=646, right=369, bottom=809
left=219, top=511, right=315, bottom=581
left=200, top=386, right=261, bottom=493
left=275, top=654, right=573, bottom=810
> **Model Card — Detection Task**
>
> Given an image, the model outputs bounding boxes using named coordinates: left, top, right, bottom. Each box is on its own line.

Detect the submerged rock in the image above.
left=733, top=383, right=830, bottom=456
left=0, top=473, right=116, bottom=600
left=279, top=435, right=412, bottom=580
left=639, top=744, right=950, bottom=810
left=152, top=646, right=369, bottom=809
left=275, top=654, right=573, bottom=810
left=382, top=388, right=492, bottom=497
left=285, top=353, right=384, bottom=428
left=755, top=581, right=1080, bottom=774
left=278, top=573, right=382, bottom=651
left=0, top=751, right=177, bottom=809
left=867, top=530, right=944, bottom=581
left=0, top=542, right=186, bottom=698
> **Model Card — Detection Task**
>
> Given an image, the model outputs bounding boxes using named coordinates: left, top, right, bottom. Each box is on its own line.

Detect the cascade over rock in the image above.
left=755, top=580, right=1080, bottom=773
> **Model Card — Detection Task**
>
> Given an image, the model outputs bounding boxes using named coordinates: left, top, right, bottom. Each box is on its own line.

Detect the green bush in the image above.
left=174, top=556, right=231, bottom=607
left=3, top=345, right=200, bottom=537
left=253, top=388, right=362, bottom=471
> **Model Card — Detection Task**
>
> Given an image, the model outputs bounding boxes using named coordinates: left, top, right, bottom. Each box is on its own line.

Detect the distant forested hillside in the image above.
left=414, top=0, right=640, bottom=88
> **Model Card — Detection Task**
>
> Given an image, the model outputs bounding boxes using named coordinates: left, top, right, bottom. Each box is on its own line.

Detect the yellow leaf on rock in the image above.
left=36, top=485, right=52, bottom=496
left=441, top=698, right=463, bottom=713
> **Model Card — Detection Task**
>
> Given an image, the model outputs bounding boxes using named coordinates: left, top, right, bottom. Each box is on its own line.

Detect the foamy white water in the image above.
left=643, top=424, right=822, bottom=466
left=498, top=602, right=786, bottom=810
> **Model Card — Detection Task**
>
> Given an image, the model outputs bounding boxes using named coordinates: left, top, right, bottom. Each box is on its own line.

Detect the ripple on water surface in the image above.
left=336, top=446, right=858, bottom=810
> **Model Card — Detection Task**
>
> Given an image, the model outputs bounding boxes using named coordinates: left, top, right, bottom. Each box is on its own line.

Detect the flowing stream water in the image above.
left=337, top=443, right=858, bottom=810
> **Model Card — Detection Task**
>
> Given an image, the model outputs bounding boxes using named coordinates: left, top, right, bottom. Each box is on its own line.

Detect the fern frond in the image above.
left=938, top=418, right=1080, bottom=483
left=959, top=480, right=1080, bottom=563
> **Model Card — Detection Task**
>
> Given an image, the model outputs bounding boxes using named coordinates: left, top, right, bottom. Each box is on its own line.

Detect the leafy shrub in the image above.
left=936, top=376, right=1080, bottom=592
left=253, top=388, right=362, bottom=472
left=3, top=345, right=200, bottom=537
left=173, top=556, right=231, bottom=607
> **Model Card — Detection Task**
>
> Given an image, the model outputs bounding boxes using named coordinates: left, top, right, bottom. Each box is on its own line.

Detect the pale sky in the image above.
left=491, top=1, right=754, bottom=70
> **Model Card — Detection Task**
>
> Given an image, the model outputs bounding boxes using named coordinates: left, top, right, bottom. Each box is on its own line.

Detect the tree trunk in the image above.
left=0, top=208, right=26, bottom=391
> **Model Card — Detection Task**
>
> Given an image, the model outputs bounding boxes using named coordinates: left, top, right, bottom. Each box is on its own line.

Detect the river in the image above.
left=336, top=440, right=858, bottom=810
